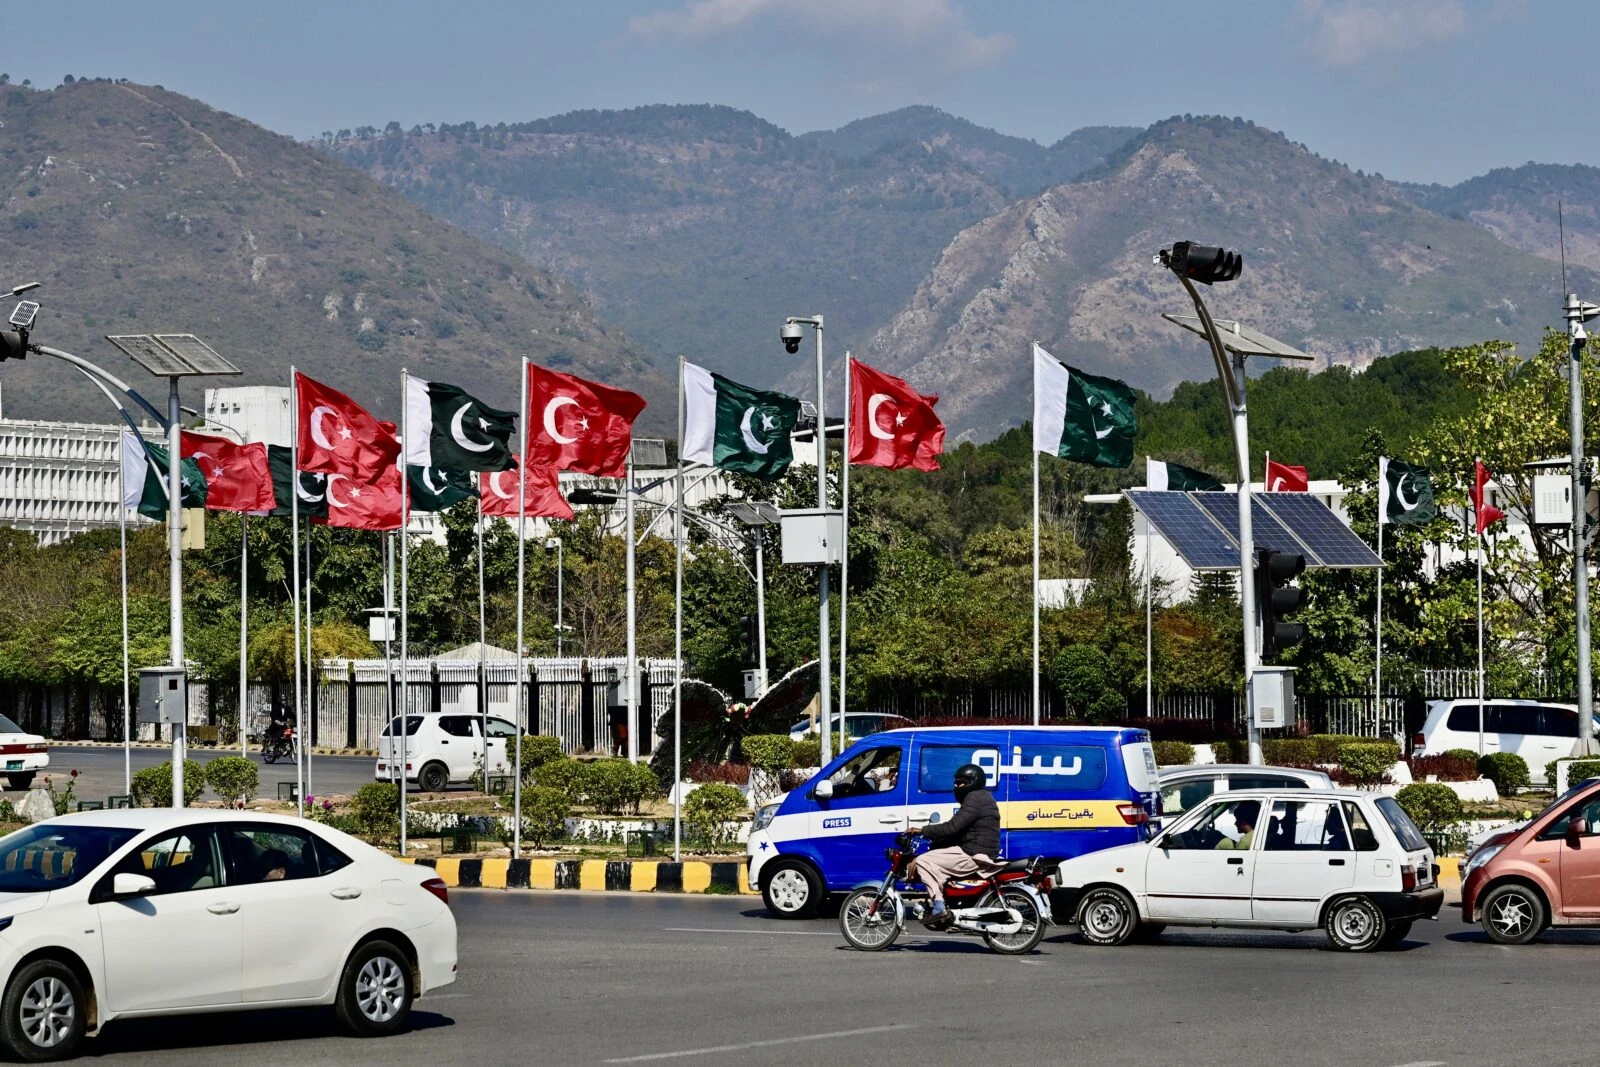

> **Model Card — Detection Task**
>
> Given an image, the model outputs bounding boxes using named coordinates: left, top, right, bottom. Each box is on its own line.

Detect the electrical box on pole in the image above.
left=138, top=666, right=188, bottom=725
left=779, top=509, right=843, bottom=566
left=1251, top=666, right=1295, bottom=729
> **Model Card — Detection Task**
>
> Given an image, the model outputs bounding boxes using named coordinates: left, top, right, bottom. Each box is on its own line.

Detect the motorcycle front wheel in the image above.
left=263, top=741, right=279, bottom=765
left=839, top=887, right=902, bottom=952
left=982, top=886, right=1045, bottom=955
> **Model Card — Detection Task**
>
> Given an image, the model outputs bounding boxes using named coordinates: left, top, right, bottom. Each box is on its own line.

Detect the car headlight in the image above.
left=1463, top=844, right=1503, bottom=880
left=752, top=803, right=779, bottom=833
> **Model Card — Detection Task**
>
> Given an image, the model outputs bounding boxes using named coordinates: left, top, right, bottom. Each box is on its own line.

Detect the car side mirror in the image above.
left=112, top=872, right=156, bottom=897
left=812, top=779, right=834, bottom=801
left=1567, top=815, right=1586, bottom=848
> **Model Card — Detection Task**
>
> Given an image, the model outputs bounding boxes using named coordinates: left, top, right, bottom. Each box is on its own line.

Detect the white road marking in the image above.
left=1383, top=1062, right=1446, bottom=1067
left=602, top=1024, right=913, bottom=1063
left=662, top=926, right=837, bottom=936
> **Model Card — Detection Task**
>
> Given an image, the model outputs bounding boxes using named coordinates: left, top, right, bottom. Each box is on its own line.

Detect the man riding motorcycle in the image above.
left=907, top=763, right=1001, bottom=929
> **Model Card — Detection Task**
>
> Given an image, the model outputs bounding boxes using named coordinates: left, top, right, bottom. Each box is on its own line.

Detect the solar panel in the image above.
left=153, top=334, right=240, bottom=376
left=1125, top=490, right=1239, bottom=570
left=1258, top=493, right=1382, bottom=568
left=1193, top=492, right=1314, bottom=562
left=106, top=334, right=191, bottom=376
left=630, top=438, right=669, bottom=468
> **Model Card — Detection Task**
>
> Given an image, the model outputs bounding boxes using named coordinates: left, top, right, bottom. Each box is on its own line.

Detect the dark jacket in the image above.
left=922, top=788, right=1000, bottom=859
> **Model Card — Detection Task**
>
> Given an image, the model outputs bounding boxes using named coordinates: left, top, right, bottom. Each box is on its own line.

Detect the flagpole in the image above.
left=1145, top=488, right=1153, bottom=718
left=290, top=367, right=304, bottom=819
left=840, top=354, right=851, bottom=729
left=513, top=358, right=528, bottom=860
left=238, top=514, right=249, bottom=757
left=477, top=500, right=489, bottom=782
left=1477, top=458, right=1486, bottom=759
left=1032, top=415, right=1041, bottom=727
left=119, top=438, right=132, bottom=796
left=1375, top=465, right=1384, bottom=737
left=674, top=356, right=685, bottom=862
left=304, top=522, right=314, bottom=798
left=384, top=531, right=395, bottom=754
left=625, top=447, right=638, bottom=762
left=399, top=368, right=410, bottom=854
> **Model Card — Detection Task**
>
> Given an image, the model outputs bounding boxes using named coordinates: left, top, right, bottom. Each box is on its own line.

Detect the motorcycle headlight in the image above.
left=752, top=802, right=779, bottom=832
left=1463, top=843, right=1503, bottom=880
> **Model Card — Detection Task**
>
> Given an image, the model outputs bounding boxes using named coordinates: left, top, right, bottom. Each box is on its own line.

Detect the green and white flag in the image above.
left=407, top=465, right=475, bottom=512
left=404, top=374, right=517, bottom=472
left=1032, top=344, right=1137, bottom=468
left=1379, top=457, right=1436, bottom=525
left=1147, top=457, right=1223, bottom=491
left=121, top=430, right=206, bottom=520
left=681, top=361, right=802, bottom=480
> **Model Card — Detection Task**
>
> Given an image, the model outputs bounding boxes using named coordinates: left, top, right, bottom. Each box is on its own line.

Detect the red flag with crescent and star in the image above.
left=294, top=371, right=401, bottom=481
left=1473, top=459, right=1506, bottom=534
left=525, top=364, right=647, bottom=479
left=316, top=458, right=406, bottom=531
left=1265, top=458, right=1309, bottom=493
left=847, top=358, right=944, bottom=472
left=179, top=431, right=276, bottom=513
left=479, top=460, right=574, bottom=521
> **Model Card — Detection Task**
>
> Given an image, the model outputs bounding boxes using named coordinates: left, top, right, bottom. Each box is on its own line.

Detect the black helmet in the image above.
left=953, top=764, right=987, bottom=801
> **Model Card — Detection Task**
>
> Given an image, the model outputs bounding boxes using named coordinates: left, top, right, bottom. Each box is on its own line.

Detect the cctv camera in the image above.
left=780, top=321, right=804, bottom=354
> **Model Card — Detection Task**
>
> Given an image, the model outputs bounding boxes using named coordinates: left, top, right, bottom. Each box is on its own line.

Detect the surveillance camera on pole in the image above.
left=780, top=321, right=804, bottom=354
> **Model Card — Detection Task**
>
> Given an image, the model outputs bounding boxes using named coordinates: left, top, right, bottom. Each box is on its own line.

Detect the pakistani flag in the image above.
left=1032, top=344, right=1136, bottom=468
left=266, top=444, right=329, bottom=519
left=121, top=430, right=206, bottom=519
left=1148, top=457, right=1223, bottom=491
left=408, top=465, right=475, bottom=512
left=1379, top=457, right=1436, bottom=525
left=404, top=375, right=517, bottom=472
left=681, top=361, right=802, bottom=480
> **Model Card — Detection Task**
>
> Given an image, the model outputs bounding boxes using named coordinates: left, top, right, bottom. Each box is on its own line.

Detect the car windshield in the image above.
left=0, top=823, right=139, bottom=892
left=0, top=714, right=24, bottom=735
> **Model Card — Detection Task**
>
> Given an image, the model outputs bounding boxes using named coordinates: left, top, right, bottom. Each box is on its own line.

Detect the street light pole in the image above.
left=165, top=378, right=187, bottom=802
left=1568, top=293, right=1600, bottom=755
left=784, top=315, right=833, bottom=765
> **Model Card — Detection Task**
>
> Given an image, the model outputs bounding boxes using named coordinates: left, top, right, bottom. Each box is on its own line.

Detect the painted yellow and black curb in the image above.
left=400, top=856, right=756, bottom=895
left=1436, top=856, right=1461, bottom=891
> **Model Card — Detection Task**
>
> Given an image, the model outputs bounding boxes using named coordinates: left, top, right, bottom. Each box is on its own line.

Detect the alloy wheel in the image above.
left=19, top=977, right=74, bottom=1049
left=1489, top=895, right=1532, bottom=937
left=356, top=955, right=406, bottom=1023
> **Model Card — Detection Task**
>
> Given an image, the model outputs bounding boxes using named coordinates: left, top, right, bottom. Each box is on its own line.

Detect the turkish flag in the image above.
left=848, top=358, right=945, bottom=472
left=480, top=461, right=575, bottom=521
left=180, top=431, right=275, bottom=513
left=318, top=459, right=406, bottom=531
left=295, top=371, right=401, bottom=481
left=1265, top=458, right=1309, bottom=493
left=1473, top=460, right=1506, bottom=534
left=525, top=364, right=646, bottom=479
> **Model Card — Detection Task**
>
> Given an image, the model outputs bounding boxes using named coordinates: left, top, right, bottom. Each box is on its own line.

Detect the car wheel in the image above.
left=0, top=959, right=86, bottom=1062
left=5, top=774, right=34, bottom=791
left=1378, top=920, right=1413, bottom=949
left=1324, top=895, right=1387, bottom=952
left=761, top=859, right=822, bottom=919
left=1130, top=922, right=1167, bottom=943
left=1076, top=887, right=1138, bottom=947
left=417, top=762, right=449, bottom=793
left=335, top=940, right=413, bottom=1036
left=1480, top=883, right=1545, bottom=945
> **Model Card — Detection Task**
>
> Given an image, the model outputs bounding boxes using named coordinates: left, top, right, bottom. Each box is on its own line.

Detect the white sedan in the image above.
left=0, top=809, right=456, bottom=1061
left=0, top=715, right=49, bottom=791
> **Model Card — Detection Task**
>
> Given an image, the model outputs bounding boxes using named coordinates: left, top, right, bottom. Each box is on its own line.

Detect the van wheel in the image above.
left=0, top=959, right=86, bottom=1062
left=417, top=762, right=449, bottom=793
left=1077, top=887, right=1138, bottom=946
left=1324, top=895, right=1386, bottom=952
left=762, top=859, right=822, bottom=919
left=1480, top=883, right=1544, bottom=945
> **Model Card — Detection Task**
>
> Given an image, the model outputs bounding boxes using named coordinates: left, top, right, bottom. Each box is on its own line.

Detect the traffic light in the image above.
left=739, top=614, right=759, bottom=666
left=1159, top=241, right=1243, bottom=285
left=1255, top=548, right=1306, bottom=659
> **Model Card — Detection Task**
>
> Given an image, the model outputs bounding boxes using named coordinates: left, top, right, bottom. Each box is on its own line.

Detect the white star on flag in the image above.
left=338, top=425, right=353, bottom=440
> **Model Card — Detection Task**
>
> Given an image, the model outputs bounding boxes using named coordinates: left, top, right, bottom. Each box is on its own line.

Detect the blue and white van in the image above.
left=747, top=726, right=1160, bottom=918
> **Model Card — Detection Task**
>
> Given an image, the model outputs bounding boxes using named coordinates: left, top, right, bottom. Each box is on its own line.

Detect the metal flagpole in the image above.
left=399, top=368, right=410, bottom=854
left=120, top=438, right=132, bottom=795
left=290, top=367, right=304, bottom=818
left=304, top=525, right=314, bottom=797
left=513, top=358, right=529, bottom=859
left=625, top=449, right=638, bottom=762
left=477, top=504, right=489, bottom=783
left=1032, top=421, right=1041, bottom=727
left=840, top=354, right=851, bottom=727
left=1375, top=458, right=1385, bottom=736
left=239, top=515, right=249, bottom=756
left=384, top=532, right=395, bottom=756
left=1477, top=457, right=1486, bottom=758
left=1145, top=505, right=1153, bottom=716
left=674, top=356, right=685, bottom=862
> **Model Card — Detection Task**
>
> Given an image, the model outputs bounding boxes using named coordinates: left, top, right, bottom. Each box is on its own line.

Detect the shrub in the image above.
left=1338, top=743, right=1396, bottom=787
left=790, top=739, right=821, bottom=768
left=583, top=759, right=659, bottom=815
left=683, top=783, right=747, bottom=849
left=686, top=760, right=750, bottom=785
left=1478, top=752, right=1531, bottom=795
left=351, top=781, right=400, bottom=844
left=532, top=757, right=588, bottom=803
left=505, top=786, right=569, bottom=850
left=1050, top=645, right=1125, bottom=723
left=1118, top=718, right=1244, bottom=745
left=1262, top=739, right=1318, bottom=766
left=509, top=735, right=565, bottom=782
left=1547, top=758, right=1600, bottom=789
left=1152, top=741, right=1195, bottom=766
left=1211, top=739, right=1249, bottom=763
left=1444, top=748, right=1480, bottom=763
left=1395, top=783, right=1465, bottom=834
left=131, top=760, right=205, bottom=807
left=740, top=734, right=794, bottom=770
left=204, top=755, right=259, bottom=805
left=1309, top=734, right=1374, bottom=764
left=1406, top=755, right=1479, bottom=782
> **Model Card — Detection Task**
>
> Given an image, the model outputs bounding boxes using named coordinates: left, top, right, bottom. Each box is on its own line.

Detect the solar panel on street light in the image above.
left=1125, top=489, right=1239, bottom=570
left=1194, top=491, right=1315, bottom=562
left=106, top=333, right=239, bottom=376
left=630, top=438, right=668, bottom=468
left=153, top=334, right=240, bottom=376
left=726, top=501, right=783, bottom=527
left=1161, top=314, right=1313, bottom=361
left=1257, top=493, right=1383, bottom=568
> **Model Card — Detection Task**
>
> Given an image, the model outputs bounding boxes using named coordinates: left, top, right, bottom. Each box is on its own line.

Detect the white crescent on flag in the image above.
left=543, top=397, right=579, bottom=444
left=324, top=473, right=350, bottom=509
left=309, top=406, right=339, bottom=450
left=489, top=470, right=516, bottom=499
left=450, top=402, right=495, bottom=453
left=739, top=407, right=770, bottom=454
left=866, top=394, right=896, bottom=441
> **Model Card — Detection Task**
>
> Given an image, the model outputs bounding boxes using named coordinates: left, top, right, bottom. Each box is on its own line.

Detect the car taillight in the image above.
left=1401, top=864, right=1417, bottom=892
left=1411, top=732, right=1425, bottom=751
left=422, top=877, right=449, bottom=905
left=1116, top=803, right=1148, bottom=825
left=23, top=743, right=44, bottom=753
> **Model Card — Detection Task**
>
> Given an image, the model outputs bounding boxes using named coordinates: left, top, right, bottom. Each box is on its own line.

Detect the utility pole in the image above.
left=1568, top=293, right=1600, bottom=755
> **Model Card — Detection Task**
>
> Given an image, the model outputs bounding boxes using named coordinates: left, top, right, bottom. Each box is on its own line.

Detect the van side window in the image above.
left=1341, top=802, right=1381, bottom=851
left=1445, top=704, right=1481, bottom=733
left=1542, top=706, right=1580, bottom=739
left=1012, top=746, right=1107, bottom=792
left=826, top=747, right=901, bottom=799
left=918, top=746, right=989, bottom=794
left=1486, top=705, right=1540, bottom=735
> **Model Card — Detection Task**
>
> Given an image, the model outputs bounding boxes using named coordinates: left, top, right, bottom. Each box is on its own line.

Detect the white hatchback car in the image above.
left=0, top=809, right=456, bottom=1061
left=1056, top=788, right=1441, bottom=952
left=376, top=713, right=518, bottom=792
left=0, top=714, right=49, bottom=792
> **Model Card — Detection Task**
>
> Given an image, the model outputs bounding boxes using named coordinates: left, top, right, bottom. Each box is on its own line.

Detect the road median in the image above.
left=400, top=855, right=755, bottom=895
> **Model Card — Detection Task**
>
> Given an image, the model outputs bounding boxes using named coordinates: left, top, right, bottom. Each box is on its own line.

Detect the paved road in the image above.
left=68, top=890, right=1600, bottom=1066
left=39, top=747, right=380, bottom=804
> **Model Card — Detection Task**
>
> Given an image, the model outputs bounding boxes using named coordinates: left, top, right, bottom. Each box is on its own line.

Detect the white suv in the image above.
left=1055, top=788, right=1441, bottom=952
left=375, top=713, right=519, bottom=792
left=1412, top=699, right=1598, bottom=783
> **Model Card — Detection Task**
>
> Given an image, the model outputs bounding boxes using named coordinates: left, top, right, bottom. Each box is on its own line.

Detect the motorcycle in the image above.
left=838, top=831, right=1053, bottom=954
left=261, top=723, right=297, bottom=765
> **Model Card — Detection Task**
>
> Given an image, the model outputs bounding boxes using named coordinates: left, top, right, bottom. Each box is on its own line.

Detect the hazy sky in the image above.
left=27, top=0, right=1582, bottom=185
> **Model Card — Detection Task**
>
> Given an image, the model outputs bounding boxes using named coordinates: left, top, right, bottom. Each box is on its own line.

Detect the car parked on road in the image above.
left=375, top=712, right=519, bottom=792
left=0, top=715, right=48, bottom=792
left=1157, top=764, right=1333, bottom=824
left=0, top=809, right=456, bottom=1061
left=786, top=713, right=915, bottom=745
left=1412, top=699, right=1598, bottom=782
left=1460, top=774, right=1600, bottom=944
left=1055, top=787, right=1441, bottom=952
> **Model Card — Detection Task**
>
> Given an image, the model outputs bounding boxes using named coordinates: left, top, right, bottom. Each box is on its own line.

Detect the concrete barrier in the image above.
left=400, top=856, right=755, bottom=895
